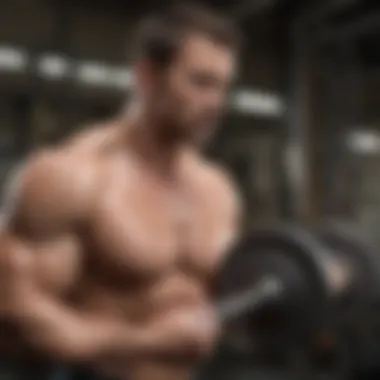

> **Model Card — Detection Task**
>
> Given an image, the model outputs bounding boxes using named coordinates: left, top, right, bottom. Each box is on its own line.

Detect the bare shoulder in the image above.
left=196, top=157, right=241, bottom=217
left=3, top=141, right=100, bottom=233
left=13, top=122, right=117, bottom=206
left=194, top=156, right=242, bottom=251
left=65, top=122, right=120, bottom=152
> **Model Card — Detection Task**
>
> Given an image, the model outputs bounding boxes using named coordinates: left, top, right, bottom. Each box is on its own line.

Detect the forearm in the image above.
left=10, top=292, right=157, bottom=363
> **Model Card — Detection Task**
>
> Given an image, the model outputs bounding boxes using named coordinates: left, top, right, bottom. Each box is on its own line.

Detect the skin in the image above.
left=0, top=33, right=240, bottom=380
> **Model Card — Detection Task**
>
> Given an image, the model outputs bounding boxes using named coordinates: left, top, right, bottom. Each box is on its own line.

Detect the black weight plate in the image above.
left=219, top=225, right=333, bottom=342
left=317, top=220, right=380, bottom=325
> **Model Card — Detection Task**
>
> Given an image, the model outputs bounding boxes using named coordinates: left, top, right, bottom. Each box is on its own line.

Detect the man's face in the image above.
left=141, top=34, right=237, bottom=144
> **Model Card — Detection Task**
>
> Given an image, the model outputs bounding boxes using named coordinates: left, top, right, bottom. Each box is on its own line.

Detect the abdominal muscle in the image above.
left=73, top=271, right=211, bottom=380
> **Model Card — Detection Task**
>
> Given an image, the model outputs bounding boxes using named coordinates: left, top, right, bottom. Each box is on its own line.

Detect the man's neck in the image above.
left=123, top=108, right=186, bottom=181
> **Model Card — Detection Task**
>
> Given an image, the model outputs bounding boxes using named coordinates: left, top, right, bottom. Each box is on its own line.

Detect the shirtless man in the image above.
left=0, top=4, right=241, bottom=380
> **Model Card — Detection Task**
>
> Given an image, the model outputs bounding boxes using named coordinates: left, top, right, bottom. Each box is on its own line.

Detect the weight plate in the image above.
left=219, top=225, right=334, bottom=343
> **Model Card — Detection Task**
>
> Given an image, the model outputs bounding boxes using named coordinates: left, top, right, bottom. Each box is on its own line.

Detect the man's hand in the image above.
left=154, top=306, right=221, bottom=358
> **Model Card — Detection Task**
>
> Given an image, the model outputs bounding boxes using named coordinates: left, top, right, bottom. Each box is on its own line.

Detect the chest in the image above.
left=89, top=169, right=230, bottom=280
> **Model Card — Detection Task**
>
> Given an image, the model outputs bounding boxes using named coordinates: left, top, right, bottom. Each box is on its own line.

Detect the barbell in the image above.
left=217, top=222, right=380, bottom=349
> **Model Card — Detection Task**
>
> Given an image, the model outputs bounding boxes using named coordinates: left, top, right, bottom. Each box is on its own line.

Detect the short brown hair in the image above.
left=132, top=2, right=241, bottom=68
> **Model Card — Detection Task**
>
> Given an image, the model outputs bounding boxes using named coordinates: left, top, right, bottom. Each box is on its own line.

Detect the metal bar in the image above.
left=217, top=276, right=283, bottom=322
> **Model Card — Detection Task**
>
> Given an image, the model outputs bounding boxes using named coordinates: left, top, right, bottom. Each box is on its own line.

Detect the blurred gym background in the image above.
left=0, top=0, right=380, bottom=378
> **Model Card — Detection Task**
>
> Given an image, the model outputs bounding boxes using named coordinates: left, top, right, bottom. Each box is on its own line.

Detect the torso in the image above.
left=75, top=149, right=228, bottom=319
left=88, top=149, right=231, bottom=380
left=3, top=125, right=238, bottom=380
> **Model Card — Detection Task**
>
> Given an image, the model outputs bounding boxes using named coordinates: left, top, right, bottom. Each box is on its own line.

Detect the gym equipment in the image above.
left=218, top=225, right=334, bottom=346
left=217, top=223, right=380, bottom=348
left=316, top=221, right=380, bottom=327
